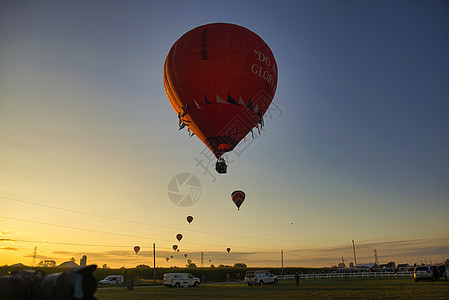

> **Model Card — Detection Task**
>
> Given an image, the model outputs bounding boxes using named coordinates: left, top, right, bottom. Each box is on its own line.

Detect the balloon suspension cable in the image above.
left=215, top=157, right=227, bottom=174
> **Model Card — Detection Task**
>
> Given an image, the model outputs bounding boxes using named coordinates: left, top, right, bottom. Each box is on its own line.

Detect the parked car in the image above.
left=414, top=265, right=436, bottom=282
left=99, top=275, right=124, bottom=285
left=244, top=270, right=278, bottom=286
left=163, top=273, right=200, bottom=287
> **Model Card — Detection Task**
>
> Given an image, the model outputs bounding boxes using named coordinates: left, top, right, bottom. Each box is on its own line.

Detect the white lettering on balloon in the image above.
left=251, top=50, right=277, bottom=93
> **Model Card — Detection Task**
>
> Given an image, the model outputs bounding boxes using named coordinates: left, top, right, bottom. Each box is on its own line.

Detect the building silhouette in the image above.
left=80, top=255, right=87, bottom=267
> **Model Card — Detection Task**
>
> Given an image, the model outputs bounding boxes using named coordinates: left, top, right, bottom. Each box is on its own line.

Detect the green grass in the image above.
left=95, top=278, right=449, bottom=299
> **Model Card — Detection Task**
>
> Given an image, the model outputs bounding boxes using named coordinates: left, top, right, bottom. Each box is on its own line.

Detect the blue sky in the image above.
left=1, top=0, right=448, bottom=268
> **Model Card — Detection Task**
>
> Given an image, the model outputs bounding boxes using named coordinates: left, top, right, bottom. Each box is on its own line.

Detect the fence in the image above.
left=277, top=271, right=414, bottom=280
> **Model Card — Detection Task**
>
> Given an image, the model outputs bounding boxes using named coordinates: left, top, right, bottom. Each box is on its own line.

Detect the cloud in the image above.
left=23, top=253, right=54, bottom=260
left=1, top=247, right=19, bottom=251
left=52, top=250, right=74, bottom=256
left=278, top=237, right=449, bottom=266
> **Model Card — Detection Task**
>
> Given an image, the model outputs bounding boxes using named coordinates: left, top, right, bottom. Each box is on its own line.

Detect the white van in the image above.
left=163, top=273, right=200, bottom=287
left=99, top=275, right=124, bottom=285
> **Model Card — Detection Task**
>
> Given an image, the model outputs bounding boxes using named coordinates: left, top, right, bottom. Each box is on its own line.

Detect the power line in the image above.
left=0, top=195, right=319, bottom=243
left=283, top=250, right=324, bottom=260
left=2, top=238, right=170, bottom=250
left=0, top=216, right=274, bottom=251
left=0, top=216, right=169, bottom=241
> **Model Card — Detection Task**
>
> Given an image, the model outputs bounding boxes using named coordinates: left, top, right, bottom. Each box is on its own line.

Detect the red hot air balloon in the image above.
left=164, top=23, right=278, bottom=174
left=176, top=234, right=183, bottom=242
left=227, top=248, right=231, bottom=253
left=134, top=246, right=140, bottom=254
left=231, top=190, right=245, bottom=210
left=173, top=245, right=178, bottom=251
left=186, top=216, right=193, bottom=224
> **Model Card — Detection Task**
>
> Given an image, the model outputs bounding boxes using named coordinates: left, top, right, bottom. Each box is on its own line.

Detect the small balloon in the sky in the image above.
left=166, top=257, right=169, bottom=262
left=209, top=259, right=211, bottom=262
left=227, top=248, right=231, bottom=253
left=184, top=254, right=188, bottom=258
left=134, top=246, right=140, bottom=254
left=171, top=255, right=173, bottom=259
left=231, top=190, right=245, bottom=210
left=186, top=216, right=193, bottom=224
left=291, top=222, right=293, bottom=225
left=173, top=245, right=178, bottom=251
left=176, top=233, right=183, bottom=242
left=177, top=249, right=179, bottom=252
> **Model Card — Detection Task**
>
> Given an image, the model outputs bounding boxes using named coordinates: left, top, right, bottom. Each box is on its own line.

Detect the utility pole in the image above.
left=352, top=240, right=357, bottom=267
left=153, top=243, right=156, bottom=283
left=201, top=251, right=204, bottom=267
left=32, top=247, right=37, bottom=266
left=374, top=249, right=379, bottom=265
left=281, top=250, right=284, bottom=274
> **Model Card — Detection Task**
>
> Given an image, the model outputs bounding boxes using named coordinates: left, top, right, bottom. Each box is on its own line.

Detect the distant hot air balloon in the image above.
left=170, top=255, right=173, bottom=259
left=186, top=216, right=193, bottom=224
left=231, top=190, right=245, bottom=210
left=177, top=249, right=179, bottom=252
left=166, top=257, right=169, bottom=262
left=184, top=254, right=188, bottom=258
left=173, top=245, right=178, bottom=251
left=227, top=248, right=231, bottom=253
left=134, top=246, right=140, bottom=254
left=176, top=234, right=183, bottom=242
left=164, top=23, right=278, bottom=174
left=209, top=259, right=211, bottom=262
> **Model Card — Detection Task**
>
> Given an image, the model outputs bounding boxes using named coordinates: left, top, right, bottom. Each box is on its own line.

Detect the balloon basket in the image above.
left=215, top=159, right=227, bottom=174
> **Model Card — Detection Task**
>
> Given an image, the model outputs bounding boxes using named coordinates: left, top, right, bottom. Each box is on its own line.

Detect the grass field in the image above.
left=95, top=278, right=449, bottom=299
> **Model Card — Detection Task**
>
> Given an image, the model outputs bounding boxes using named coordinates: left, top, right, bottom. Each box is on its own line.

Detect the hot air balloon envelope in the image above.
left=173, top=245, right=178, bottom=251
left=134, top=246, right=140, bottom=254
left=227, top=247, right=231, bottom=253
left=186, top=216, right=193, bottom=224
left=164, top=23, right=278, bottom=171
left=176, top=233, right=183, bottom=242
left=231, top=190, right=245, bottom=210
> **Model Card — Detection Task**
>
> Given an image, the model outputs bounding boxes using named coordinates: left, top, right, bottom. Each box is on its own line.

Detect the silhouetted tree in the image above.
left=233, top=263, right=247, bottom=268
left=136, top=264, right=150, bottom=269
